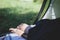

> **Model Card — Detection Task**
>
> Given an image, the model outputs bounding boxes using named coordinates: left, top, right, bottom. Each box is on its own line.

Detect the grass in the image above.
left=0, top=0, right=43, bottom=35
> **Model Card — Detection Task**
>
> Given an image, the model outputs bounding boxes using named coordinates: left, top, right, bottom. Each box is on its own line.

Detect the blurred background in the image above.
left=0, top=0, right=43, bottom=34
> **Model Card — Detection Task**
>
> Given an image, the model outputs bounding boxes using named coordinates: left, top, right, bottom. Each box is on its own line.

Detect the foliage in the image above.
left=0, top=0, right=43, bottom=34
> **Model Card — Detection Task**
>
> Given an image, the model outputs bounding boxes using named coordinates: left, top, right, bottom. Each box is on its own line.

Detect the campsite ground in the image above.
left=0, top=0, right=42, bottom=34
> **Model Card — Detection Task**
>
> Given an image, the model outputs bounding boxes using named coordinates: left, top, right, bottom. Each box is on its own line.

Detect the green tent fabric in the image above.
left=34, top=0, right=51, bottom=24
left=53, top=0, right=60, bottom=18
left=42, top=0, right=60, bottom=19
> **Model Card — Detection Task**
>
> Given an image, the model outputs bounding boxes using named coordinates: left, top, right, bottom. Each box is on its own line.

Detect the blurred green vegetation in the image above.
left=0, top=0, right=43, bottom=34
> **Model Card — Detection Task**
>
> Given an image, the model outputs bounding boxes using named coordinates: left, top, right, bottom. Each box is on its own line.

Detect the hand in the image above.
left=9, top=28, right=24, bottom=36
left=9, top=23, right=29, bottom=36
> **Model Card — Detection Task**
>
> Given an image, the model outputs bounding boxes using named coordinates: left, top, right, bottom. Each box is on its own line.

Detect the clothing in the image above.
left=27, top=18, right=60, bottom=40
left=24, top=25, right=36, bottom=34
left=1, top=33, right=26, bottom=40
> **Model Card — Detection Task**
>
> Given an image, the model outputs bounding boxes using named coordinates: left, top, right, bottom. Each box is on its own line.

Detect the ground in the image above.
left=0, top=0, right=43, bottom=35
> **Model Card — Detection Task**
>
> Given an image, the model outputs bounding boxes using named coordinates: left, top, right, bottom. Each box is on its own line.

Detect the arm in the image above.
left=9, top=23, right=36, bottom=38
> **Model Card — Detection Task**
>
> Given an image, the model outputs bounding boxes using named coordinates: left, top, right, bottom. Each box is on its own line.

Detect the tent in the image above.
left=34, top=0, right=60, bottom=24
left=0, top=0, right=60, bottom=37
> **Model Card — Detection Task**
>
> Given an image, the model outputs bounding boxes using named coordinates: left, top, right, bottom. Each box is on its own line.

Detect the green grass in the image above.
left=0, top=0, right=43, bottom=35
